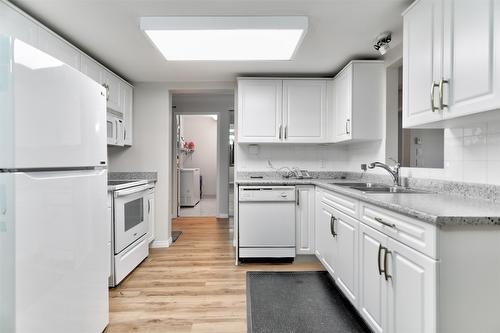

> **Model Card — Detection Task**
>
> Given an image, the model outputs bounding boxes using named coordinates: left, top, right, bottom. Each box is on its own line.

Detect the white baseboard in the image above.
left=217, top=213, right=229, bottom=218
left=150, top=237, right=172, bottom=248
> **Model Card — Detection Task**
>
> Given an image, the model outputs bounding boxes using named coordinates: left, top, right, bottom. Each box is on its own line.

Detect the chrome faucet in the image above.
left=368, top=161, right=401, bottom=187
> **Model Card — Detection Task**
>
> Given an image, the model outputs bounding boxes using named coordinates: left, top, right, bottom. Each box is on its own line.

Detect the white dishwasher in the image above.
left=238, top=186, right=296, bottom=259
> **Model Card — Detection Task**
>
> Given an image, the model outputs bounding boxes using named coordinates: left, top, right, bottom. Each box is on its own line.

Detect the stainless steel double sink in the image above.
left=329, top=182, right=429, bottom=194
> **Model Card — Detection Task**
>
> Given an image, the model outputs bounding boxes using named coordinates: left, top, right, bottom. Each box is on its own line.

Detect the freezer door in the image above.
left=0, top=37, right=107, bottom=169
left=12, top=169, right=109, bottom=333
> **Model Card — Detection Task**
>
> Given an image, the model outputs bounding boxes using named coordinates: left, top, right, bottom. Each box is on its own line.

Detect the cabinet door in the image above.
left=295, top=186, right=315, bottom=254
left=147, top=190, right=155, bottom=243
left=283, top=80, right=327, bottom=142
left=314, top=196, right=335, bottom=276
left=38, top=28, right=80, bottom=70
left=237, top=79, right=282, bottom=143
left=333, top=66, right=352, bottom=142
left=331, top=208, right=358, bottom=306
left=101, top=70, right=122, bottom=112
left=442, top=0, right=500, bottom=119
left=0, top=2, right=38, bottom=46
left=403, top=0, right=444, bottom=127
left=358, top=223, right=388, bottom=333
left=81, top=54, right=102, bottom=84
left=387, top=237, right=437, bottom=333
left=121, top=84, right=133, bottom=146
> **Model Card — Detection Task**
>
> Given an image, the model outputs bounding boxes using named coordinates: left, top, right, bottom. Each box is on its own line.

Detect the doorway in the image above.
left=178, top=114, right=218, bottom=216
left=170, top=92, right=234, bottom=220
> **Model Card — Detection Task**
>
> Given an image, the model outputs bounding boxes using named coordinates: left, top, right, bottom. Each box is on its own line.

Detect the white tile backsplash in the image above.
left=442, top=119, right=500, bottom=185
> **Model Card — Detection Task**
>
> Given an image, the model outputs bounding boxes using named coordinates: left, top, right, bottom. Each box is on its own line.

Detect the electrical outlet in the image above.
left=360, top=163, right=367, bottom=171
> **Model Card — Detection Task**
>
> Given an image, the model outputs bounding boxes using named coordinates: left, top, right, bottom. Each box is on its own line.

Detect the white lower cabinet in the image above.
left=316, top=188, right=438, bottom=333
left=358, top=222, right=437, bottom=333
left=387, top=237, right=437, bottom=333
left=295, top=185, right=315, bottom=254
left=331, top=207, right=359, bottom=307
left=314, top=192, right=336, bottom=276
left=358, top=223, right=387, bottom=333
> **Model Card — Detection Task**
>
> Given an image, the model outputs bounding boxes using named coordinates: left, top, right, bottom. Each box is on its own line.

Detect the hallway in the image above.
left=106, top=217, right=323, bottom=333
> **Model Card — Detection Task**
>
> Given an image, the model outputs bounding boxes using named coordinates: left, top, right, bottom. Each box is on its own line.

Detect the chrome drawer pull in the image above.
left=374, top=217, right=396, bottom=229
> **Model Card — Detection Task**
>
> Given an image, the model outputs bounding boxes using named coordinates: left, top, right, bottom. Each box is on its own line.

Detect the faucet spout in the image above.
left=368, top=161, right=401, bottom=186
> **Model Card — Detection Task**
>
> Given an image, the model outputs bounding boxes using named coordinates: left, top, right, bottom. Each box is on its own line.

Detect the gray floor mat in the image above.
left=246, top=271, right=371, bottom=333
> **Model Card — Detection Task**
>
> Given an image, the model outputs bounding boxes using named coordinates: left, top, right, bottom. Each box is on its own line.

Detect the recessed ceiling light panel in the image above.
left=140, top=16, right=308, bottom=61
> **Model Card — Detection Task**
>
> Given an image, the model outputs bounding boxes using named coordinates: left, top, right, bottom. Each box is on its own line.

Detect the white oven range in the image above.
left=108, top=180, right=152, bottom=286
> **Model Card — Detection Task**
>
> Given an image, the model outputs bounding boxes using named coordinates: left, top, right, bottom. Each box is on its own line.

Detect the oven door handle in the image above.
left=114, top=185, right=150, bottom=198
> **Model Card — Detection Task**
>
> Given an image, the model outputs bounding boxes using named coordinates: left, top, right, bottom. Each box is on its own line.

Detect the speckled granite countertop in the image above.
left=108, top=172, right=157, bottom=182
left=235, top=175, right=500, bottom=227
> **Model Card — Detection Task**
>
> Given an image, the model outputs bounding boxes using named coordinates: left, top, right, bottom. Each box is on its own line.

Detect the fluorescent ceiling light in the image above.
left=140, top=16, right=308, bottom=61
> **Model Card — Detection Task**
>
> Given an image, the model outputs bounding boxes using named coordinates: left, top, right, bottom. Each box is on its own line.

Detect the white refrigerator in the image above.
left=0, top=35, right=109, bottom=332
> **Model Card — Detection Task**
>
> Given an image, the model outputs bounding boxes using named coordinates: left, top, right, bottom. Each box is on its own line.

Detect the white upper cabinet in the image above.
left=121, top=83, right=133, bottom=146
left=283, top=80, right=327, bottom=142
left=332, top=67, right=352, bottom=142
left=237, top=79, right=282, bottom=143
left=442, top=0, right=500, bottom=120
left=237, top=78, right=330, bottom=143
left=101, top=69, right=122, bottom=113
left=80, top=54, right=102, bottom=83
left=38, top=27, right=80, bottom=70
left=330, top=61, right=385, bottom=143
left=403, top=0, right=444, bottom=127
left=403, top=0, right=500, bottom=127
left=0, top=2, right=37, bottom=45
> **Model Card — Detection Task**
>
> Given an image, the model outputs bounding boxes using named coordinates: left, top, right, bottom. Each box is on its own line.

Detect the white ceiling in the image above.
left=11, top=0, right=412, bottom=83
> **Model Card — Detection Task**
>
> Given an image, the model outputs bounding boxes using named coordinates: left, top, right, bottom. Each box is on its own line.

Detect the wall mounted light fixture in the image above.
left=373, top=32, right=392, bottom=55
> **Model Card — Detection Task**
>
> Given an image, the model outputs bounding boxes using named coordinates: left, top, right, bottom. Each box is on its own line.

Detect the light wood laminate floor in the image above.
left=106, top=217, right=323, bottom=333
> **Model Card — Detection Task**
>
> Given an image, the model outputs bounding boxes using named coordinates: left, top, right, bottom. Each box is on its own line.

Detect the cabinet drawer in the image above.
left=360, top=203, right=437, bottom=259
left=319, top=188, right=359, bottom=218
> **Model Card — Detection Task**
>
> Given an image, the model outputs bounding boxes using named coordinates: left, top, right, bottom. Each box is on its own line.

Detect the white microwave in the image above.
left=107, top=112, right=124, bottom=146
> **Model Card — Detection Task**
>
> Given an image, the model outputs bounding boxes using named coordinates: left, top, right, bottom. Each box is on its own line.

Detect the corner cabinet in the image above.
left=237, top=78, right=328, bottom=143
left=403, top=0, right=500, bottom=128
left=330, top=61, right=385, bottom=143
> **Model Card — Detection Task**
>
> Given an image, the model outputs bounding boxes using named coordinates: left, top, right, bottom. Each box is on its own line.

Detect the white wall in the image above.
left=108, top=82, right=234, bottom=246
left=180, top=115, right=218, bottom=196
left=408, top=129, right=444, bottom=168
left=108, top=83, right=172, bottom=247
